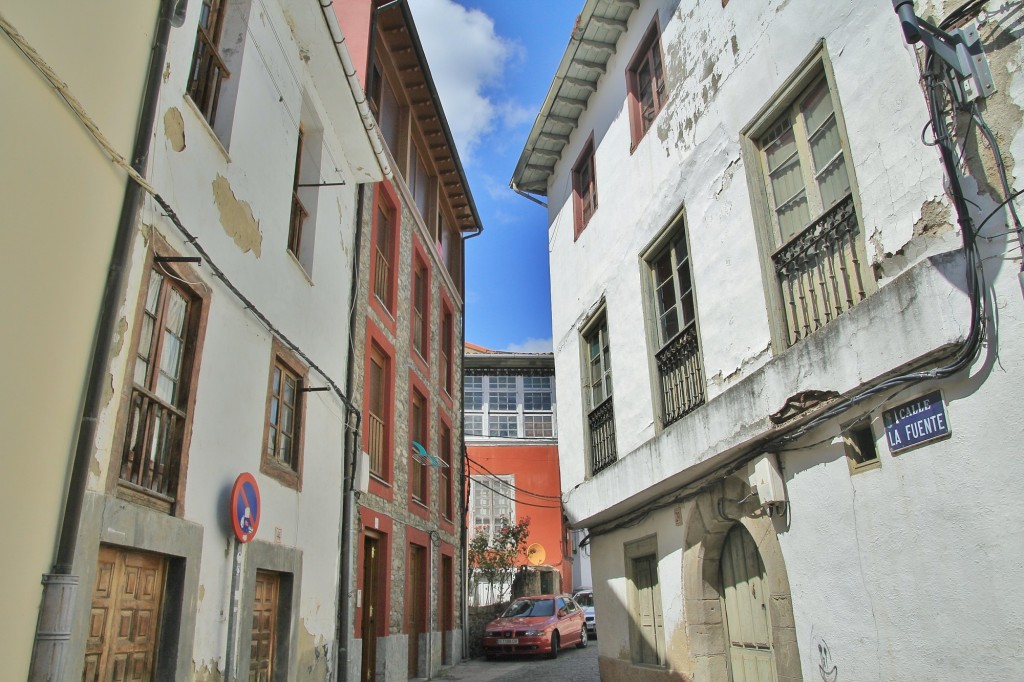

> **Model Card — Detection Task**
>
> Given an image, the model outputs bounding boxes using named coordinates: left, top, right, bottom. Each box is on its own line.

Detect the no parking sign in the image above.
left=230, top=472, right=261, bottom=543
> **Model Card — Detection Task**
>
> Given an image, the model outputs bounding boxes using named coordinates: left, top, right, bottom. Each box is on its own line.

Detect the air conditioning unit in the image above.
left=747, top=453, right=787, bottom=516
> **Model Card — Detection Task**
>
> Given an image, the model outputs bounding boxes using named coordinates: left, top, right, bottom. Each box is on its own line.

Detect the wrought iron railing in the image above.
left=772, top=193, right=866, bottom=346
left=655, top=324, right=705, bottom=427
left=187, top=27, right=230, bottom=127
left=588, top=396, right=617, bottom=475
left=367, top=412, right=385, bottom=477
left=119, top=386, right=185, bottom=500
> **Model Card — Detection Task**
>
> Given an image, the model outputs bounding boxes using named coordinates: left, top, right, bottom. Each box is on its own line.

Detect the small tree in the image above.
left=468, top=516, right=530, bottom=605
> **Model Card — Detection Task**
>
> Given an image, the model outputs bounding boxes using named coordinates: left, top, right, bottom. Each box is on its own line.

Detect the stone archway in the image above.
left=681, top=476, right=802, bottom=682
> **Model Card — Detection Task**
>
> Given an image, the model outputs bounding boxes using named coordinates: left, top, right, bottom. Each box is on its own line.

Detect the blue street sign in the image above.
left=883, top=390, right=950, bottom=454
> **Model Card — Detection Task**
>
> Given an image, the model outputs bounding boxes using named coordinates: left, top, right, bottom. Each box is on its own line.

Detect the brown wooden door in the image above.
left=249, top=571, right=280, bottom=682
left=407, top=545, right=427, bottom=678
left=361, top=535, right=381, bottom=682
left=84, top=545, right=166, bottom=682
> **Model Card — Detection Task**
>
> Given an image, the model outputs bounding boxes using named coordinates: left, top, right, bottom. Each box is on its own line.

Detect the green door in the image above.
left=720, top=525, right=776, bottom=682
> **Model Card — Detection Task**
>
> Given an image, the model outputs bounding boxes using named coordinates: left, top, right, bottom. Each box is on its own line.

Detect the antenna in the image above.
left=527, top=543, right=546, bottom=565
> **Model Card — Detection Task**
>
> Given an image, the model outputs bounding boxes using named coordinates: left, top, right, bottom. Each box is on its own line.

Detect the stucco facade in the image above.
left=514, top=1, right=1024, bottom=680
left=9, top=0, right=386, bottom=679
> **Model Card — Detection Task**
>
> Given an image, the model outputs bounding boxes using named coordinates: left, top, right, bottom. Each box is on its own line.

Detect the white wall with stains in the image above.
left=81, top=0, right=381, bottom=679
left=542, top=1, right=1024, bottom=680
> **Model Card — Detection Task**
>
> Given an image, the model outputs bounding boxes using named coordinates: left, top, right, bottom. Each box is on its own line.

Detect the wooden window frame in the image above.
left=581, top=306, right=617, bottom=476
left=364, top=321, right=395, bottom=500
left=260, top=338, right=307, bottom=490
left=110, top=234, right=210, bottom=516
left=627, top=18, right=666, bottom=149
left=408, top=375, right=430, bottom=515
left=438, top=414, right=454, bottom=523
left=369, top=181, right=400, bottom=331
left=572, top=135, right=597, bottom=240
left=410, top=239, right=431, bottom=369
left=186, top=0, right=231, bottom=127
left=439, top=292, right=455, bottom=405
left=287, top=127, right=308, bottom=262
left=741, top=43, right=873, bottom=353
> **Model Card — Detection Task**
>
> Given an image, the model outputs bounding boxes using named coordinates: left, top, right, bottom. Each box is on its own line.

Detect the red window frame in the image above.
left=627, top=18, right=666, bottom=148
left=439, top=293, right=455, bottom=405
left=369, top=181, right=400, bottom=331
left=410, top=238, right=431, bottom=371
left=364, top=320, right=395, bottom=501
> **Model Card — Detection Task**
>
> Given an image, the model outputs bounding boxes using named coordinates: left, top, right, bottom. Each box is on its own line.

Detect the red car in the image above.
left=482, top=594, right=589, bottom=659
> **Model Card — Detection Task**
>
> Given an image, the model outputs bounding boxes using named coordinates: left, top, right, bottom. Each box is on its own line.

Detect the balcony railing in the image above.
left=187, top=28, right=230, bottom=127
left=655, top=324, right=705, bottom=427
left=772, top=193, right=866, bottom=346
left=373, top=247, right=390, bottom=305
left=588, top=396, right=617, bottom=475
left=119, top=386, right=185, bottom=501
left=367, top=412, right=385, bottom=477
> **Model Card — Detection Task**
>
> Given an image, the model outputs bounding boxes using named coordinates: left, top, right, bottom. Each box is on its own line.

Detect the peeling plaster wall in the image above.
left=544, top=1, right=1024, bottom=680
left=74, top=0, right=382, bottom=680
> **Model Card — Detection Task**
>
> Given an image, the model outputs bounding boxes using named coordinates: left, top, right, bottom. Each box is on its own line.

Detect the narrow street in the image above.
left=439, top=641, right=599, bottom=682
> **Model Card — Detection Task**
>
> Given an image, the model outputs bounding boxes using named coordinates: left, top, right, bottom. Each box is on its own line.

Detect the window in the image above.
left=573, top=137, right=597, bottom=238
left=743, top=51, right=870, bottom=349
left=261, top=340, right=306, bottom=489
left=583, top=315, right=616, bottom=474
left=410, top=389, right=428, bottom=504
left=470, top=474, right=514, bottom=543
left=409, top=144, right=431, bottom=219
left=412, top=254, right=429, bottom=361
left=371, top=186, right=398, bottom=316
left=440, top=304, right=454, bottom=397
left=370, top=60, right=401, bottom=155
left=119, top=252, right=206, bottom=512
left=627, top=20, right=666, bottom=146
left=187, top=0, right=230, bottom=126
left=366, top=342, right=391, bottom=481
left=462, top=374, right=556, bottom=439
left=439, top=419, right=453, bottom=520
left=645, top=218, right=705, bottom=427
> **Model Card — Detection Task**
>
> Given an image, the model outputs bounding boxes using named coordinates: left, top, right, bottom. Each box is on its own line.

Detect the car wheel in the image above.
left=576, top=626, right=588, bottom=649
left=547, top=631, right=560, bottom=659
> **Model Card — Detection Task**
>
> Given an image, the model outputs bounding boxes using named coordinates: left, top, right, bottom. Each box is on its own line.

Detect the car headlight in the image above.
left=485, top=631, right=500, bottom=637
left=522, top=630, right=546, bottom=636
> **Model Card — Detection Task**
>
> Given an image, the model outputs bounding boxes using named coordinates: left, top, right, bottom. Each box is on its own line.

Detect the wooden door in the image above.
left=361, top=535, right=381, bottom=682
left=407, top=545, right=427, bottom=678
left=440, top=555, right=453, bottom=664
left=632, top=555, right=663, bottom=665
left=249, top=571, right=279, bottom=682
left=720, top=525, right=776, bottom=682
left=84, top=545, right=166, bottom=682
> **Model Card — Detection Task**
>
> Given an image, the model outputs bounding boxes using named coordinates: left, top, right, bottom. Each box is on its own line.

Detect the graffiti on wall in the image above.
left=810, top=628, right=838, bottom=682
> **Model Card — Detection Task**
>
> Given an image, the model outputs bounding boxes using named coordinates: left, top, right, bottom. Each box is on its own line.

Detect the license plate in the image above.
left=497, top=638, right=518, bottom=645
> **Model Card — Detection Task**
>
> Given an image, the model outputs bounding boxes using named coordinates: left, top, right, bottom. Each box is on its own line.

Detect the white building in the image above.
left=12, top=1, right=386, bottom=679
left=512, top=1, right=1024, bottom=680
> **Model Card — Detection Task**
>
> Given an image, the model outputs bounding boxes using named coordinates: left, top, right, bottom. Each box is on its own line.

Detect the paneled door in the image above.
left=361, top=534, right=382, bottom=682
left=407, top=544, right=427, bottom=678
left=84, top=545, right=166, bottom=681
left=249, top=570, right=280, bottom=682
left=720, top=525, right=776, bottom=682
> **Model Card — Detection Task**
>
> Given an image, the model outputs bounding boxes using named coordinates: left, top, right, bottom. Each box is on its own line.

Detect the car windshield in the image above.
left=503, top=598, right=555, bottom=618
left=574, top=592, right=594, bottom=607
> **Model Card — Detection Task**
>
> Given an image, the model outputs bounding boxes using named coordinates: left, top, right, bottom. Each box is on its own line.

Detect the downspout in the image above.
left=28, top=0, right=179, bottom=679
left=336, top=180, right=368, bottom=682
left=315, top=4, right=393, bottom=680
left=458, top=225, right=482, bottom=659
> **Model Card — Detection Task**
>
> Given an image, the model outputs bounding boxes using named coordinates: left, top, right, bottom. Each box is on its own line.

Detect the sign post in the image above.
left=230, top=472, right=261, bottom=543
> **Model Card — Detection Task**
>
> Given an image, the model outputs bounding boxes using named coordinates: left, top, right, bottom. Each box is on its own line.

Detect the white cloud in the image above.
left=409, top=0, right=516, bottom=160
left=504, top=337, right=553, bottom=353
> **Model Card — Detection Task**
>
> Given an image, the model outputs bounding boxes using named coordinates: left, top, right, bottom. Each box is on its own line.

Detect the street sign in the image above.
left=230, top=472, right=261, bottom=543
left=883, top=390, right=950, bottom=454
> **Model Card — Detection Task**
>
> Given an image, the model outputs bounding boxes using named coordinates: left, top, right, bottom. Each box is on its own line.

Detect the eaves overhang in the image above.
left=379, top=2, right=484, bottom=235
left=509, top=0, right=638, bottom=199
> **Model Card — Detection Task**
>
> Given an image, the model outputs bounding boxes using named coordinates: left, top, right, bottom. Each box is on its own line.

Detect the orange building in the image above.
left=463, top=344, right=573, bottom=602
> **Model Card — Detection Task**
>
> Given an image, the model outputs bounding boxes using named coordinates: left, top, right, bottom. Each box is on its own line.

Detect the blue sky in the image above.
left=409, top=0, right=582, bottom=352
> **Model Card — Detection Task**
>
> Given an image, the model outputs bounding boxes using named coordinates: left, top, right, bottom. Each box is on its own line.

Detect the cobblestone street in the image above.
left=438, top=639, right=599, bottom=682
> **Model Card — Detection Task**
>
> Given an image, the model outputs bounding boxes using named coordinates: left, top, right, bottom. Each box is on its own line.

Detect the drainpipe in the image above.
left=459, top=225, right=482, bottom=659
left=27, top=1, right=179, bottom=679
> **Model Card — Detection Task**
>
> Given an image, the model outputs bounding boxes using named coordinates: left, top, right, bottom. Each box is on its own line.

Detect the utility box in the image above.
left=747, top=453, right=787, bottom=515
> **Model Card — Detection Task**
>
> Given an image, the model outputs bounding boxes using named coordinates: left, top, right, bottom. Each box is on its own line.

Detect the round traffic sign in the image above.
left=230, top=472, right=261, bottom=543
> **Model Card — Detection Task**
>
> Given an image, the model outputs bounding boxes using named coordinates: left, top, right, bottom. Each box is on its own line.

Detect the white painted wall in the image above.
left=85, top=0, right=379, bottom=677
left=541, top=0, right=1024, bottom=679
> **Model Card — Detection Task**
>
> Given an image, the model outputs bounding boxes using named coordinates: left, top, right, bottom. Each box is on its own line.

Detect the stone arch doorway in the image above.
left=681, top=477, right=802, bottom=681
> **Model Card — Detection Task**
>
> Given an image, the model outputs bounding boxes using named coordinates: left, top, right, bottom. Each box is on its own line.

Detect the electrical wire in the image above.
left=465, top=454, right=565, bottom=501
left=470, top=476, right=564, bottom=510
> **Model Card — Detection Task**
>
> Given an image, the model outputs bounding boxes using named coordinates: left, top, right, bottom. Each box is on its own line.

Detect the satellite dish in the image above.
left=527, top=543, right=546, bottom=565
